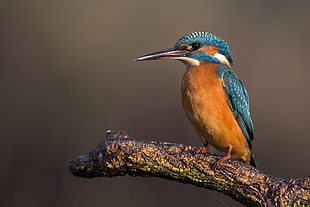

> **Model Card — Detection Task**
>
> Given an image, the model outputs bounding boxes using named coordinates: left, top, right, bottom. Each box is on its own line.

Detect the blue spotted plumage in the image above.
left=135, top=32, right=257, bottom=167
left=221, top=66, right=254, bottom=141
left=220, top=65, right=255, bottom=166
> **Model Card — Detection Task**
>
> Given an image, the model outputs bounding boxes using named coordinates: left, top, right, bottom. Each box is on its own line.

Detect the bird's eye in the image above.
left=191, top=42, right=201, bottom=50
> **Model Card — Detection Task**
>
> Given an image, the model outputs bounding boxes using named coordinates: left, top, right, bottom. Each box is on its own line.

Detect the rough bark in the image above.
left=69, top=130, right=310, bottom=207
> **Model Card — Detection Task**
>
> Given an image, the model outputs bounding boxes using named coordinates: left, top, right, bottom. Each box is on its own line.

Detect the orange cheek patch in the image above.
left=197, top=45, right=218, bottom=56
left=177, top=44, right=190, bottom=50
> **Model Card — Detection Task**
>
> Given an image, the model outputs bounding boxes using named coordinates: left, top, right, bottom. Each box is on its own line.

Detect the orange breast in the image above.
left=181, top=62, right=251, bottom=163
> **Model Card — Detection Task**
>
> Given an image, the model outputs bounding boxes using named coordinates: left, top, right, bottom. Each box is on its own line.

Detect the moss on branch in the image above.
left=69, top=130, right=310, bottom=207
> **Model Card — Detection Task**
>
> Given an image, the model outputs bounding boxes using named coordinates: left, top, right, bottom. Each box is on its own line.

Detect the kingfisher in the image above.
left=135, top=32, right=256, bottom=167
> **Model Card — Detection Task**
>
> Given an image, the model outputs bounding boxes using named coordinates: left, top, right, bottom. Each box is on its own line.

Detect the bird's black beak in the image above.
left=134, top=48, right=188, bottom=61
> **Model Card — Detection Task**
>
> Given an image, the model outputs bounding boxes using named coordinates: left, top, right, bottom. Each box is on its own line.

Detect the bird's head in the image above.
left=135, top=32, right=234, bottom=67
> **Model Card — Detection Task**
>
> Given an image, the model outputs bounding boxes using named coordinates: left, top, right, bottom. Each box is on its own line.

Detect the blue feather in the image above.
left=218, top=64, right=254, bottom=147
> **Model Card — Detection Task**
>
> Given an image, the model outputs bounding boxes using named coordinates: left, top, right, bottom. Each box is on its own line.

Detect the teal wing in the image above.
left=222, top=69, right=254, bottom=148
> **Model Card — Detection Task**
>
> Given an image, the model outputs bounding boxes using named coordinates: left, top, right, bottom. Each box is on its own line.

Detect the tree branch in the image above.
left=69, top=130, right=310, bottom=207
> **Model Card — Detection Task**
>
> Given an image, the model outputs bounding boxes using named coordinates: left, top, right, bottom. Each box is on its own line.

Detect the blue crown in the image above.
left=175, top=32, right=234, bottom=65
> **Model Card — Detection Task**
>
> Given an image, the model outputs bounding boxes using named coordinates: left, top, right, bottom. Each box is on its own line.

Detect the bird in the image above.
left=134, top=32, right=256, bottom=167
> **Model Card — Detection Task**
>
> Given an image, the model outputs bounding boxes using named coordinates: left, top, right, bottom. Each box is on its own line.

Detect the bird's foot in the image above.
left=196, top=144, right=208, bottom=153
left=213, top=146, right=233, bottom=168
left=216, top=154, right=232, bottom=165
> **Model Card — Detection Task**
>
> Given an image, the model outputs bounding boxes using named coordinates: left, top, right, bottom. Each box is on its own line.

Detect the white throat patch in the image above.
left=170, top=56, right=200, bottom=66
left=171, top=53, right=230, bottom=67
left=213, top=53, right=231, bottom=67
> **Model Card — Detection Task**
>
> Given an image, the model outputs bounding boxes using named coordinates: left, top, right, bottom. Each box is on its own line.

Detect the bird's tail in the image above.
left=250, top=153, right=257, bottom=168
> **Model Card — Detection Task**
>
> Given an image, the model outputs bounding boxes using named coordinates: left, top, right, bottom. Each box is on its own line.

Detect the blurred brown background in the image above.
left=1, top=0, right=309, bottom=206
